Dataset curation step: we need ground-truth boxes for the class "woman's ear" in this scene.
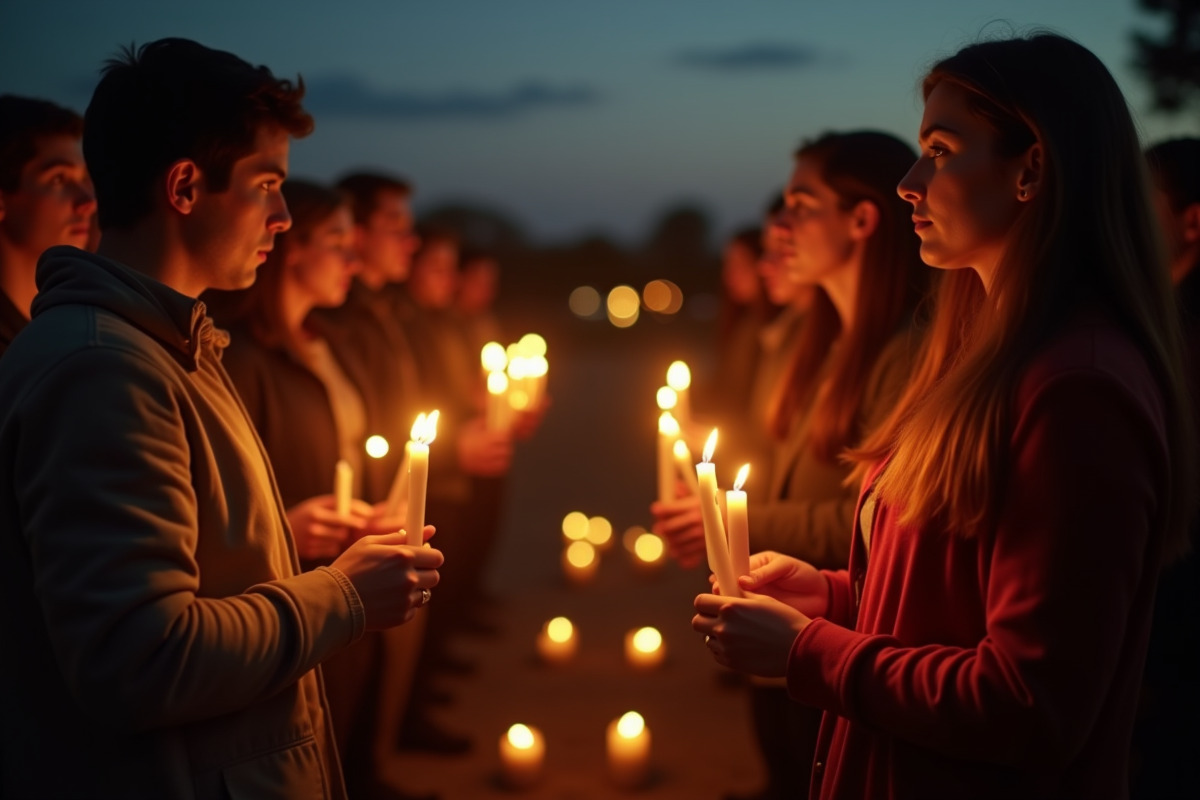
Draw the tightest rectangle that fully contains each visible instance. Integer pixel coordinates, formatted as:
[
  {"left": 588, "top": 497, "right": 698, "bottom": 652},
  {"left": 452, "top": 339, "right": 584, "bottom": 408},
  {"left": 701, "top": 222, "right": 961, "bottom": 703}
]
[
  {"left": 164, "top": 159, "right": 201, "bottom": 215},
  {"left": 1015, "top": 143, "right": 1043, "bottom": 202},
  {"left": 849, "top": 199, "right": 880, "bottom": 241}
]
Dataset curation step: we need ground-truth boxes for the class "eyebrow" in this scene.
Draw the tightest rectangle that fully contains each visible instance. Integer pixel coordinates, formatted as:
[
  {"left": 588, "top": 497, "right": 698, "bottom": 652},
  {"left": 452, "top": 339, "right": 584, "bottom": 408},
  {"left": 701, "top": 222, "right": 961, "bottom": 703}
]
[
  {"left": 34, "top": 157, "right": 84, "bottom": 175},
  {"left": 785, "top": 184, "right": 818, "bottom": 201},
  {"left": 919, "top": 123, "right": 959, "bottom": 142}
]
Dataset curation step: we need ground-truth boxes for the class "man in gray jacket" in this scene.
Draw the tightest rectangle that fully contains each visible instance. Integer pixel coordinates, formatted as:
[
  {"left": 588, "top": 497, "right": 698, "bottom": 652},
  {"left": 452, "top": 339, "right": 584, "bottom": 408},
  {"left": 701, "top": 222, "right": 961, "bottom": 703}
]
[{"left": 0, "top": 38, "right": 443, "bottom": 799}]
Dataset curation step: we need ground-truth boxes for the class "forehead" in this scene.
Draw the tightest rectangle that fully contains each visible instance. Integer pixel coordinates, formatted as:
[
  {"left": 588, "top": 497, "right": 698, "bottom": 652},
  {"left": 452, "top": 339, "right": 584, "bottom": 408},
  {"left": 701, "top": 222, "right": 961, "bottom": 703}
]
[
  {"left": 919, "top": 81, "right": 981, "bottom": 137},
  {"left": 787, "top": 155, "right": 834, "bottom": 199},
  {"left": 22, "top": 133, "right": 86, "bottom": 173},
  {"left": 230, "top": 125, "right": 290, "bottom": 174}
]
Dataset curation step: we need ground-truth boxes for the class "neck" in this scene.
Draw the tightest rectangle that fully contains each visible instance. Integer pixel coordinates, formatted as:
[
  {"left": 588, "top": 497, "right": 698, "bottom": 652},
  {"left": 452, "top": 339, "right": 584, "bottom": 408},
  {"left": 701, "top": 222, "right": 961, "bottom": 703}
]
[
  {"left": 96, "top": 223, "right": 204, "bottom": 298},
  {"left": 279, "top": 279, "right": 314, "bottom": 340},
  {"left": 358, "top": 262, "right": 389, "bottom": 292},
  {"left": 0, "top": 241, "right": 39, "bottom": 318},
  {"left": 820, "top": 260, "right": 861, "bottom": 333}
]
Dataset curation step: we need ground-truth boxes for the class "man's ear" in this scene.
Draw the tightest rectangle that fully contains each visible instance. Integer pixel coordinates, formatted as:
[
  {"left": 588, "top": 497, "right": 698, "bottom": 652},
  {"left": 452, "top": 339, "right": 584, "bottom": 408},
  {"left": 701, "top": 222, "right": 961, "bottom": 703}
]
[
  {"left": 848, "top": 199, "right": 880, "bottom": 241},
  {"left": 164, "top": 159, "right": 202, "bottom": 215},
  {"left": 1015, "top": 143, "right": 1043, "bottom": 202}
]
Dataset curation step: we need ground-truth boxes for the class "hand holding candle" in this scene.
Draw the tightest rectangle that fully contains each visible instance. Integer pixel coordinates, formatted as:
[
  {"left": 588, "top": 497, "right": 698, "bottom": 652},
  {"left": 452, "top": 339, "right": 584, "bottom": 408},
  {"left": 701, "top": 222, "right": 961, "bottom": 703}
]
[
  {"left": 694, "top": 429, "right": 741, "bottom": 597},
  {"left": 726, "top": 464, "right": 751, "bottom": 583}
]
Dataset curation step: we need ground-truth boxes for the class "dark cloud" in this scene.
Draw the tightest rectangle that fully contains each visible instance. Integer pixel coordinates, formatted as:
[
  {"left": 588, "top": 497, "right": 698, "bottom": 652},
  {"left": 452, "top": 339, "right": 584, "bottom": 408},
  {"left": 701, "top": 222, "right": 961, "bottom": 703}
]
[
  {"left": 301, "top": 74, "right": 601, "bottom": 120},
  {"left": 674, "top": 42, "right": 830, "bottom": 71}
]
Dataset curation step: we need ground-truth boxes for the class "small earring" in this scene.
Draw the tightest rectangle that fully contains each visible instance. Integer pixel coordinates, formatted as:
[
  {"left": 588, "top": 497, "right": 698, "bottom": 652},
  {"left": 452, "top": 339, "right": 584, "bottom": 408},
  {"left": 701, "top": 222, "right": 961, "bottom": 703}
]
[{"left": 1019, "top": 189, "right": 1028, "bottom": 200}]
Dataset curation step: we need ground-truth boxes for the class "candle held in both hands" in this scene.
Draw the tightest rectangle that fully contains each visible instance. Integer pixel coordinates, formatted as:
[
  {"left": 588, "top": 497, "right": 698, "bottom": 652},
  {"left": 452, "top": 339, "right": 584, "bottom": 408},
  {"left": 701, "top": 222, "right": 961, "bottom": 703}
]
[
  {"left": 726, "top": 464, "right": 751, "bottom": 586},
  {"left": 499, "top": 723, "right": 545, "bottom": 789},
  {"left": 695, "top": 429, "right": 741, "bottom": 598},
  {"left": 406, "top": 411, "right": 438, "bottom": 545}
]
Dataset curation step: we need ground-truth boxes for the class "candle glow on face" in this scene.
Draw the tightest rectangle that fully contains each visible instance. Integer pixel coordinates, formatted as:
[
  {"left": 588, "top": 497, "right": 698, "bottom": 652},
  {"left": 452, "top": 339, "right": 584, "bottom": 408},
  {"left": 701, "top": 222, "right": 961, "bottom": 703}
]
[
  {"left": 734, "top": 463, "right": 750, "bottom": 491},
  {"left": 666, "top": 361, "right": 691, "bottom": 391},
  {"left": 656, "top": 386, "right": 677, "bottom": 410},
  {"left": 365, "top": 435, "right": 389, "bottom": 459},
  {"left": 702, "top": 428, "right": 718, "bottom": 463}
]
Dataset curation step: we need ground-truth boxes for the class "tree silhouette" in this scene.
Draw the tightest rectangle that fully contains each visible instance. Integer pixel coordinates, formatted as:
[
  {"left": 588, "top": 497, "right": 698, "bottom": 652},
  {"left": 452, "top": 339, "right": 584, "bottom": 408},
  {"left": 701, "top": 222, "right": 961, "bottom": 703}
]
[{"left": 1131, "top": 0, "right": 1200, "bottom": 112}]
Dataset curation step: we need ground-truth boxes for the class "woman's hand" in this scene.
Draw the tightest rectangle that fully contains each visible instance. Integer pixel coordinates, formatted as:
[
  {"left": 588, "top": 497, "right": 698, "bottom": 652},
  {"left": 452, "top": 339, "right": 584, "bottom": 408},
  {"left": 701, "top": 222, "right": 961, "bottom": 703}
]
[
  {"left": 692, "top": 591, "right": 810, "bottom": 677},
  {"left": 738, "top": 550, "right": 830, "bottom": 618},
  {"left": 650, "top": 494, "right": 707, "bottom": 568},
  {"left": 286, "top": 494, "right": 371, "bottom": 561}
]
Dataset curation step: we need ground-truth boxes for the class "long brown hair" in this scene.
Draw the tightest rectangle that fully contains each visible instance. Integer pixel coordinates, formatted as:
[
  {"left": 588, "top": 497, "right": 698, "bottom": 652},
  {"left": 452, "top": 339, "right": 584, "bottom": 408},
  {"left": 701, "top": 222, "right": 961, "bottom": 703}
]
[
  {"left": 769, "top": 131, "right": 930, "bottom": 462},
  {"left": 228, "top": 179, "right": 347, "bottom": 353},
  {"left": 852, "top": 34, "right": 1196, "bottom": 557}
]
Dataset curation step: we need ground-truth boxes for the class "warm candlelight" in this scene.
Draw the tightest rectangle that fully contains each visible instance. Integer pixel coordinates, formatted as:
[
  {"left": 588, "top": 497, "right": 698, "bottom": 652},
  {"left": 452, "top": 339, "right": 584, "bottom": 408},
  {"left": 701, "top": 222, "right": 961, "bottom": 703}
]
[
  {"left": 672, "top": 438, "right": 701, "bottom": 496},
  {"left": 666, "top": 360, "right": 691, "bottom": 428},
  {"left": 585, "top": 515, "right": 614, "bottom": 550},
  {"left": 655, "top": 385, "right": 677, "bottom": 411},
  {"left": 481, "top": 341, "right": 508, "bottom": 373},
  {"left": 334, "top": 459, "right": 352, "bottom": 517},
  {"left": 624, "top": 626, "right": 665, "bottom": 670},
  {"left": 632, "top": 532, "right": 666, "bottom": 571},
  {"left": 562, "top": 511, "right": 589, "bottom": 542},
  {"left": 563, "top": 540, "right": 599, "bottom": 584},
  {"left": 405, "top": 411, "right": 438, "bottom": 545},
  {"left": 726, "top": 464, "right": 751, "bottom": 585},
  {"left": 606, "top": 711, "right": 651, "bottom": 789},
  {"left": 499, "top": 723, "right": 545, "bottom": 789},
  {"left": 364, "top": 435, "right": 389, "bottom": 459},
  {"left": 535, "top": 616, "right": 578, "bottom": 665},
  {"left": 486, "top": 371, "right": 510, "bottom": 432},
  {"left": 695, "top": 429, "right": 741, "bottom": 598},
  {"left": 525, "top": 354, "right": 549, "bottom": 408},
  {"left": 657, "top": 412, "right": 680, "bottom": 504}
]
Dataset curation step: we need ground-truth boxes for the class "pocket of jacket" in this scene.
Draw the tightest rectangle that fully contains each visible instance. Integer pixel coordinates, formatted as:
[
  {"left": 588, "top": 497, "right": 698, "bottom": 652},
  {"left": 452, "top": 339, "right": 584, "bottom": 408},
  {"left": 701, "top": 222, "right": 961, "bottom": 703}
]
[{"left": 220, "top": 735, "right": 329, "bottom": 800}]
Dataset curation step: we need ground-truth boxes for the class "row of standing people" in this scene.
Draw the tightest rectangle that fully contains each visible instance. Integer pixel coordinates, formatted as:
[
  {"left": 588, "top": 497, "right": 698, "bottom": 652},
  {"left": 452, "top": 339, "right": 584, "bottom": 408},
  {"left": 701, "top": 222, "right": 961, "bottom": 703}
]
[{"left": 657, "top": 35, "right": 1200, "bottom": 800}]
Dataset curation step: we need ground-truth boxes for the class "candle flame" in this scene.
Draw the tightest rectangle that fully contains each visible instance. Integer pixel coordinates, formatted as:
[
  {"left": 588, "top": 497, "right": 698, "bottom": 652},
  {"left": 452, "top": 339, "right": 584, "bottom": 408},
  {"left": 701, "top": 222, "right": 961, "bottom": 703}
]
[
  {"left": 546, "top": 616, "right": 573, "bottom": 643},
  {"left": 481, "top": 341, "right": 508, "bottom": 372},
  {"left": 702, "top": 428, "right": 718, "bottom": 463},
  {"left": 658, "top": 412, "right": 680, "bottom": 437},
  {"left": 410, "top": 410, "right": 439, "bottom": 444},
  {"left": 364, "top": 435, "right": 389, "bottom": 459},
  {"left": 507, "top": 724, "right": 536, "bottom": 749},
  {"left": 656, "top": 385, "right": 677, "bottom": 410},
  {"left": 632, "top": 627, "right": 662, "bottom": 653},
  {"left": 518, "top": 332, "right": 547, "bottom": 358},
  {"left": 616, "top": 711, "right": 645, "bottom": 738},
  {"left": 672, "top": 439, "right": 690, "bottom": 460},
  {"left": 666, "top": 360, "right": 691, "bottom": 391},
  {"left": 734, "top": 463, "right": 750, "bottom": 491},
  {"left": 487, "top": 371, "right": 509, "bottom": 396}
]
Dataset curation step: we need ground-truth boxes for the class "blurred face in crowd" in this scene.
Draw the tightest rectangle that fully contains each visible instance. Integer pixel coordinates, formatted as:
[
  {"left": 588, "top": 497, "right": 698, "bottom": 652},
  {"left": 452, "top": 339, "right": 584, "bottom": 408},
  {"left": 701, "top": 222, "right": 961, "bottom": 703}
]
[
  {"left": 458, "top": 256, "right": 498, "bottom": 314},
  {"left": 183, "top": 125, "right": 293, "bottom": 292},
  {"left": 0, "top": 133, "right": 96, "bottom": 259},
  {"left": 410, "top": 239, "right": 459, "bottom": 310},
  {"left": 1150, "top": 183, "right": 1200, "bottom": 286},
  {"left": 781, "top": 155, "right": 858, "bottom": 286},
  {"left": 898, "top": 81, "right": 1029, "bottom": 288},
  {"left": 760, "top": 206, "right": 805, "bottom": 306},
  {"left": 358, "top": 188, "right": 418, "bottom": 283},
  {"left": 288, "top": 205, "right": 359, "bottom": 308},
  {"left": 722, "top": 238, "right": 761, "bottom": 306}
]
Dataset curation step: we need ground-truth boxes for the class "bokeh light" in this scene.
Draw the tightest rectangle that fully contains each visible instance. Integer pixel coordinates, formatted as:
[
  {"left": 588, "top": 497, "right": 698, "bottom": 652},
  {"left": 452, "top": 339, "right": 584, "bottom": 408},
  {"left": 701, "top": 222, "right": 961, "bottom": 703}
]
[
  {"left": 656, "top": 386, "right": 677, "bottom": 410},
  {"left": 631, "top": 627, "right": 662, "bottom": 653},
  {"left": 585, "top": 515, "right": 613, "bottom": 548},
  {"left": 364, "top": 435, "right": 389, "bottom": 459},
  {"left": 481, "top": 341, "right": 508, "bottom": 372},
  {"left": 562, "top": 511, "right": 589, "bottom": 541},
  {"left": 634, "top": 532, "right": 665, "bottom": 563},
  {"left": 642, "top": 279, "right": 674, "bottom": 313},
  {"left": 546, "top": 616, "right": 574, "bottom": 643},
  {"left": 518, "top": 333, "right": 547, "bottom": 358},
  {"left": 607, "top": 285, "right": 640, "bottom": 328},
  {"left": 507, "top": 724, "right": 535, "bottom": 749},
  {"left": 569, "top": 285, "right": 601, "bottom": 318},
  {"left": 566, "top": 540, "right": 597, "bottom": 568},
  {"left": 617, "top": 711, "right": 645, "bottom": 738}
]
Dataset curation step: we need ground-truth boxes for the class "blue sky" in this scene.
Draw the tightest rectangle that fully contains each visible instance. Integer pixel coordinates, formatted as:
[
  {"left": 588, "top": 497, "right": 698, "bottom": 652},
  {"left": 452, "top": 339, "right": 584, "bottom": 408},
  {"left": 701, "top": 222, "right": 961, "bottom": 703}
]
[{"left": 2, "top": 0, "right": 1196, "bottom": 245}]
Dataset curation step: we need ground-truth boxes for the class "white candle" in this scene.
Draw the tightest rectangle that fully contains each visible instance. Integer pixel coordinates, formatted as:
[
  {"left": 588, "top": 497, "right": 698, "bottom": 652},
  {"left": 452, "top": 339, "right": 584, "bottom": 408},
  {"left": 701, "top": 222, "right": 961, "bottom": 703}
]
[
  {"left": 666, "top": 360, "right": 691, "bottom": 429},
  {"left": 563, "top": 540, "right": 599, "bottom": 585},
  {"left": 606, "top": 711, "right": 651, "bottom": 789},
  {"left": 535, "top": 616, "right": 578, "bottom": 665},
  {"left": 672, "top": 438, "right": 702, "bottom": 496},
  {"left": 486, "top": 371, "right": 510, "bottom": 432},
  {"left": 624, "top": 627, "right": 665, "bottom": 670},
  {"left": 726, "top": 464, "right": 751, "bottom": 585},
  {"left": 334, "top": 459, "right": 352, "bottom": 517},
  {"left": 695, "top": 429, "right": 741, "bottom": 598},
  {"left": 657, "top": 412, "right": 680, "bottom": 504},
  {"left": 405, "top": 411, "right": 438, "bottom": 545},
  {"left": 499, "top": 723, "right": 545, "bottom": 789}
]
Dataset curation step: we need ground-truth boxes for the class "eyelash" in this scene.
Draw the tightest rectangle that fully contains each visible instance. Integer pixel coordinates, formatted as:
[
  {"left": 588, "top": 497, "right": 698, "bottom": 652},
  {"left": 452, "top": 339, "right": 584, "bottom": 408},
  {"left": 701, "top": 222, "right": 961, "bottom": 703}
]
[{"left": 927, "top": 145, "right": 947, "bottom": 159}]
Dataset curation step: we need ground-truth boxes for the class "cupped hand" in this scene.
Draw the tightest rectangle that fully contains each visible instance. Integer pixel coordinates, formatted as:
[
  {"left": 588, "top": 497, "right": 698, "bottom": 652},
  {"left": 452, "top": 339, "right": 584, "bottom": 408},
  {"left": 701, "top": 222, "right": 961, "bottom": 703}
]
[
  {"left": 691, "top": 591, "right": 810, "bottom": 677},
  {"left": 738, "top": 551, "right": 829, "bottom": 618},
  {"left": 331, "top": 530, "right": 444, "bottom": 630},
  {"left": 286, "top": 494, "right": 370, "bottom": 561}
]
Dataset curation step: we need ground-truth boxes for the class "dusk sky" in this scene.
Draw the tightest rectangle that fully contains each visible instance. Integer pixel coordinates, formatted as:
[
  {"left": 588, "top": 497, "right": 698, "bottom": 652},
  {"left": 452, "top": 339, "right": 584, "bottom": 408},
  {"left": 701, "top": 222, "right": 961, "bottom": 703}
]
[{"left": 3, "top": 0, "right": 1196, "bottom": 245}]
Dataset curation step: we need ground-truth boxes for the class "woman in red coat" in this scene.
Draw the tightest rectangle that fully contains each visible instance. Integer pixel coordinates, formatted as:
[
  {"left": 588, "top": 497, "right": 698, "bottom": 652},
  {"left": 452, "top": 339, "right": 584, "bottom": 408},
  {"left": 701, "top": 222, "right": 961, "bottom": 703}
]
[{"left": 692, "top": 34, "right": 1195, "bottom": 800}]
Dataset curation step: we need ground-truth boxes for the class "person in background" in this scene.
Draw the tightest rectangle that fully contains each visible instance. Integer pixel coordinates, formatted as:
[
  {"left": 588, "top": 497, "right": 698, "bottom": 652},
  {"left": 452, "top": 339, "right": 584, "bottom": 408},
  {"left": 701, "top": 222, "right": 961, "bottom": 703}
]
[
  {"left": 1130, "top": 136, "right": 1200, "bottom": 799},
  {"left": 456, "top": 248, "right": 503, "bottom": 354},
  {"left": 694, "top": 34, "right": 1195, "bottom": 799},
  {"left": 211, "top": 179, "right": 437, "bottom": 800},
  {"left": 0, "top": 38, "right": 441, "bottom": 799},
  {"left": 659, "top": 132, "right": 929, "bottom": 800},
  {"left": 0, "top": 94, "right": 96, "bottom": 356}
]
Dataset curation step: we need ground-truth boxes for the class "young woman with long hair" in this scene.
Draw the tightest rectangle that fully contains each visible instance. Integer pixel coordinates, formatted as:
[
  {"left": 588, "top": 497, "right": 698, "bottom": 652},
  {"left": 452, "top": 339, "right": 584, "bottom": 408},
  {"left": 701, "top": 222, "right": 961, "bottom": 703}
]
[{"left": 693, "top": 33, "right": 1195, "bottom": 799}]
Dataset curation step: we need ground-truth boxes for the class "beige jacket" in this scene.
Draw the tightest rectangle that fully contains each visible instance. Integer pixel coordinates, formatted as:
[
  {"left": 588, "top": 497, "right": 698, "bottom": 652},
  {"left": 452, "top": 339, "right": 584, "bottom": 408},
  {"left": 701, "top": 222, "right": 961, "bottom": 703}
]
[{"left": 0, "top": 247, "right": 362, "bottom": 799}]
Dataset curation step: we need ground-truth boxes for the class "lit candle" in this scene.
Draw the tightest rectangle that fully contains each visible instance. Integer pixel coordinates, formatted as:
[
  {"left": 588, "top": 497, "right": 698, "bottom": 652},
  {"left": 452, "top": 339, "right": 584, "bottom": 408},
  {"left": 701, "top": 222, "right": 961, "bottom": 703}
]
[
  {"left": 624, "top": 626, "right": 665, "bottom": 670},
  {"left": 334, "top": 459, "right": 352, "bottom": 517},
  {"left": 631, "top": 531, "right": 666, "bottom": 572},
  {"left": 535, "top": 616, "right": 578, "bottom": 665},
  {"left": 606, "top": 711, "right": 651, "bottom": 789},
  {"left": 499, "top": 723, "right": 545, "bottom": 789},
  {"left": 406, "top": 410, "right": 438, "bottom": 545},
  {"left": 657, "top": 412, "right": 680, "bottom": 504},
  {"left": 481, "top": 340, "right": 508, "bottom": 374},
  {"left": 666, "top": 360, "right": 691, "bottom": 429},
  {"left": 695, "top": 429, "right": 741, "bottom": 598},
  {"left": 525, "top": 354, "right": 549, "bottom": 409},
  {"left": 486, "top": 371, "right": 510, "bottom": 432},
  {"left": 563, "top": 540, "right": 598, "bottom": 585},
  {"left": 672, "top": 438, "right": 702, "bottom": 496},
  {"left": 726, "top": 464, "right": 751, "bottom": 584},
  {"left": 364, "top": 435, "right": 390, "bottom": 460},
  {"left": 655, "top": 385, "right": 677, "bottom": 412}
]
